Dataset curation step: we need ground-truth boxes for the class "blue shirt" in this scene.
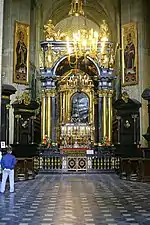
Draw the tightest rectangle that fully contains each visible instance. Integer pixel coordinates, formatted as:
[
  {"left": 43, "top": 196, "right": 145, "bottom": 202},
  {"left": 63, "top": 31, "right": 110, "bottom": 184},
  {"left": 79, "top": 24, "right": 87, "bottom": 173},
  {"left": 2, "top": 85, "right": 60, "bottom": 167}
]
[{"left": 1, "top": 153, "right": 16, "bottom": 170}]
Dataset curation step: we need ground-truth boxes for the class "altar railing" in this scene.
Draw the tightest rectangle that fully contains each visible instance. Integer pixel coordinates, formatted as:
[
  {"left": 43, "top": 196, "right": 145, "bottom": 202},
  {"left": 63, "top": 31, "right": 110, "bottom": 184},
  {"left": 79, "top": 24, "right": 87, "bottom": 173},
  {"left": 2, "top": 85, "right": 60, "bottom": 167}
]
[{"left": 33, "top": 152, "right": 120, "bottom": 173}]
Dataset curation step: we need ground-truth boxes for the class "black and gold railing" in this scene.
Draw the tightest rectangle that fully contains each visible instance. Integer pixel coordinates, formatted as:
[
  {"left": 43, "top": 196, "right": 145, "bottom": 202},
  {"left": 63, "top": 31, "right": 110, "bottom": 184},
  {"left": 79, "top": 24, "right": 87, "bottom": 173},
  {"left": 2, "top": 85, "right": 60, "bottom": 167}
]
[{"left": 33, "top": 152, "right": 120, "bottom": 173}]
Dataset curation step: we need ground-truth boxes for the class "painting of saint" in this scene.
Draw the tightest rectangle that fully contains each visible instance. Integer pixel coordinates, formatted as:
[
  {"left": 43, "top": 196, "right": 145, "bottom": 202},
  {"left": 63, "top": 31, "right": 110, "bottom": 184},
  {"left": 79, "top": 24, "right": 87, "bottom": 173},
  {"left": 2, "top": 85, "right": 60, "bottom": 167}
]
[
  {"left": 13, "top": 21, "right": 30, "bottom": 84},
  {"left": 16, "top": 31, "right": 27, "bottom": 73},
  {"left": 122, "top": 22, "right": 138, "bottom": 86},
  {"left": 124, "top": 33, "right": 135, "bottom": 71}
]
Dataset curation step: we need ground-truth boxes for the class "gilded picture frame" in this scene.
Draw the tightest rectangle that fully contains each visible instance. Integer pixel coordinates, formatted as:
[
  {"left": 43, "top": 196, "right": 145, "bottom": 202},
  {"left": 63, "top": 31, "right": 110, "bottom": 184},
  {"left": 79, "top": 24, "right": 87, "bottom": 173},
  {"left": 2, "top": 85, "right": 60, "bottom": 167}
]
[
  {"left": 13, "top": 21, "right": 30, "bottom": 84},
  {"left": 122, "top": 22, "right": 138, "bottom": 86}
]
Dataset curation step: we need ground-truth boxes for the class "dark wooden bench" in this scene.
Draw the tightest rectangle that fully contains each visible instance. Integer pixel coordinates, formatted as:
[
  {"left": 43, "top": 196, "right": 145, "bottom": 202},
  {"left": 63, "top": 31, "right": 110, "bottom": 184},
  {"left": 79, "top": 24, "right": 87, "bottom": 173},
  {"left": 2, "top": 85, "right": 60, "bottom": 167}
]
[
  {"left": 15, "top": 158, "right": 35, "bottom": 181},
  {"left": 120, "top": 158, "right": 150, "bottom": 182}
]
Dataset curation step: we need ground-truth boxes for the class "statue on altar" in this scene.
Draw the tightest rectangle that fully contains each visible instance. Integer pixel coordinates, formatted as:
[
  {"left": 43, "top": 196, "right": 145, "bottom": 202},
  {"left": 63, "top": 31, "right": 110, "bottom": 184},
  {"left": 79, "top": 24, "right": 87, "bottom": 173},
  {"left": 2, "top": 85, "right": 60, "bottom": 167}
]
[{"left": 73, "top": 140, "right": 79, "bottom": 148}]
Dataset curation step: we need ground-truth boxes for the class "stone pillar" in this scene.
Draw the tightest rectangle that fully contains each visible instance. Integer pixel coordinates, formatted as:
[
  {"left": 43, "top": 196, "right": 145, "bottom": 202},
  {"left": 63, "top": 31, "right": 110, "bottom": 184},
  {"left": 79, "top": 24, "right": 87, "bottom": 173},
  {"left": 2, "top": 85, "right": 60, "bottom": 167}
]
[
  {"left": 35, "top": 5, "right": 41, "bottom": 69},
  {"left": 0, "top": 0, "right": 4, "bottom": 141}
]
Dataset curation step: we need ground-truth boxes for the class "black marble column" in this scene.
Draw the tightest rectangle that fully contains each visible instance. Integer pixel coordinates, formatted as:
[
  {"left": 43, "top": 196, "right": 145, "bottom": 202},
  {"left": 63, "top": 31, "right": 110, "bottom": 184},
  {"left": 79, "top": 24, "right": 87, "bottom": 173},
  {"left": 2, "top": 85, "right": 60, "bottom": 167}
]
[
  {"left": 15, "top": 115, "right": 21, "bottom": 144},
  {"left": 31, "top": 116, "right": 35, "bottom": 144},
  {"left": 133, "top": 115, "right": 137, "bottom": 144},
  {"left": 94, "top": 100, "right": 98, "bottom": 145},
  {"left": 117, "top": 116, "right": 121, "bottom": 144}
]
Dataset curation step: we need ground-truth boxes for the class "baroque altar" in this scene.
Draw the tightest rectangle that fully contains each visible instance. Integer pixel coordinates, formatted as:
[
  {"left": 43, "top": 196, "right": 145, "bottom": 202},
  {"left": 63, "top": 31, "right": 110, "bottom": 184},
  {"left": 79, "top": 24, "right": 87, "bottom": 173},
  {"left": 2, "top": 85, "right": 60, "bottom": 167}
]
[{"left": 39, "top": 0, "right": 117, "bottom": 152}]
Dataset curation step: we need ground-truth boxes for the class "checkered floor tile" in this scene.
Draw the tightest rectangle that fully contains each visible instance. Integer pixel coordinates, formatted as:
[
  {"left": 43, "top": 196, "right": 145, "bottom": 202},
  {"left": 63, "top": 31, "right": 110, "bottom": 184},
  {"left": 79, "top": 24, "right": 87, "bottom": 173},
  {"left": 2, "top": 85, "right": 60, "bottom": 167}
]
[{"left": 0, "top": 174, "right": 150, "bottom": 224}]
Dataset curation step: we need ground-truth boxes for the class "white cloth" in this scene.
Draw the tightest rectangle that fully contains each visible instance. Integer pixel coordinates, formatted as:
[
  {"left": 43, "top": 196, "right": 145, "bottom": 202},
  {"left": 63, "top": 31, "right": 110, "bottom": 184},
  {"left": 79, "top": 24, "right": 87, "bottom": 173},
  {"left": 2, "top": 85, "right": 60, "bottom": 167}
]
[{"left": 0, "top": 169, "right": 14, "bottom": 193}]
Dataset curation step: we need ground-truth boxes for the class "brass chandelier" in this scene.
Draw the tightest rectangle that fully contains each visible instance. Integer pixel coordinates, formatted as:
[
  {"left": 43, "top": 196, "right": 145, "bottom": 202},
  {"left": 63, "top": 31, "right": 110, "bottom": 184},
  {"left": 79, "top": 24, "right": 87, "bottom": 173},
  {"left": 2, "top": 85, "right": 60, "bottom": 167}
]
[{"left": 42, "top": 0, "right": 117, "bottom": 70}]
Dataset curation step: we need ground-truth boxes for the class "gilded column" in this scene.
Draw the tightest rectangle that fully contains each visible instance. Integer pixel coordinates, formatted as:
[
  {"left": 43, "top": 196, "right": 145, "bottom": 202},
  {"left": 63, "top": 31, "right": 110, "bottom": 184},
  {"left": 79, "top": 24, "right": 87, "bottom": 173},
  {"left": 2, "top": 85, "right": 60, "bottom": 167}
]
[
  {"left": 66, "top": 90, "right": 68, "bottom": 122},
  {"left": 59, "top": 91, "right": 63, "bottom": 123},
  {"left": 108, "top": 90, "right": 113, "bottom": 143},
  {"left": 62, "top": 91, "right": 65, "bottom": 123},
  {"left": 92, "top": 90, "right": 95, "bottom": 126},
  {"left": 102, "top": 90, "right": 107, "bottom": 138},
  {"left": 51, "top": 91, "right": 56, "bottom": 144},
  {"left": 67, "top": 91, "right": 71, "bottom": 121},
  {"left": 89, "top": 91, "right": 92, "bottom": 123},
  {"left": 41, "top": 90, "right": 46, "bottom": 142},
  {"left": 47, "top": 91, "right": 51, "bottom": 140},
  {"left": 91, "top": 90, "right": 94, "bottom": 143}
]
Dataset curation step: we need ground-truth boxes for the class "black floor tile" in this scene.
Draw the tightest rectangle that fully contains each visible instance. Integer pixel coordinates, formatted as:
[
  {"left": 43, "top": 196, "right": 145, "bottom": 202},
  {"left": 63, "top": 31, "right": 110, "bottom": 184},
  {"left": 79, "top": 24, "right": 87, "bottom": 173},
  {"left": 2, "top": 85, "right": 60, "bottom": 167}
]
[{"left": 0, "top": 174, "right": 150, "bottom": 224}]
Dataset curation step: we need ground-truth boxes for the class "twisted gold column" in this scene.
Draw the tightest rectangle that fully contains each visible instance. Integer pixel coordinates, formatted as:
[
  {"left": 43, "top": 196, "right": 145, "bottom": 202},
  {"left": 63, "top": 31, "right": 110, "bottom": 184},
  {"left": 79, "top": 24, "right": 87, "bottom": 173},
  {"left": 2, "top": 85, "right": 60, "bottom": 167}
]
[
  {"left": 102, "top": 91, "right": 107, "bottom": 137},
  {"left": 108, "top": 90, "right": 113, "bottom": 143},
  {"left": 41, "top": 90, "right": 46, "bottom": 142}
]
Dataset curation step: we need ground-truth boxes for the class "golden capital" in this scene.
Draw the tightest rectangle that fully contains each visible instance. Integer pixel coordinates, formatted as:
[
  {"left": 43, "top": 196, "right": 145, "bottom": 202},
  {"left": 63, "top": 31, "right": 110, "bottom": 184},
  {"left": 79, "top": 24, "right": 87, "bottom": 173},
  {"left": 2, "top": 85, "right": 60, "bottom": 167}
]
[
  {"left": 41, "top": 90, "right": 46, "bottom": 97},
  {"left": 97, "top": 90, "right": 103, "bottom": 97},
  {"left": 46, "top": 89, "right": 56, "bottom": 97},
  {"left": 102, "top": 90, "right": 108, "bottom": 97},
  {"left": 108, "top": 90, "right": 114, "bottom": 97}
]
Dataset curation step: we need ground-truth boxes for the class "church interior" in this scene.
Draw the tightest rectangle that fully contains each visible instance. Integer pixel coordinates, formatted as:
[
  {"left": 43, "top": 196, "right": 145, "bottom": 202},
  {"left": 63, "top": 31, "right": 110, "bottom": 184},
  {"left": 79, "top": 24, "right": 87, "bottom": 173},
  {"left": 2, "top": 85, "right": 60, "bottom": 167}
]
[{"left": 1, "top": 0, "right": 150, "bottom": 224}]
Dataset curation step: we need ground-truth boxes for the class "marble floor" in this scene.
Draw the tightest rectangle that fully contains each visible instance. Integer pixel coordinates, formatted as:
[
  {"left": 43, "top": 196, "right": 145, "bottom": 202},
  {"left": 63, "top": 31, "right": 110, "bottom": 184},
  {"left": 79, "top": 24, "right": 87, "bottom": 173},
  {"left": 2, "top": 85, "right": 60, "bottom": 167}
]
[{"left": 0, "top": 174, "right": 150, "bottom": 225}]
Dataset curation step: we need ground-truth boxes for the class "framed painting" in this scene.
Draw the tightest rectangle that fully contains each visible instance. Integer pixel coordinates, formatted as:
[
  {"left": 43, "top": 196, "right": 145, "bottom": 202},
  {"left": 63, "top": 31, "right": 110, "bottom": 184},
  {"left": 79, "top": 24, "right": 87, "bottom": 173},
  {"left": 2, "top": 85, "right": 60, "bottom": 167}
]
[
  {"left": 122, "top": 22, "right": 138, "bottom": 86},
  {"left": 13, "top": 21, "right": 30, "bottom": 84}
]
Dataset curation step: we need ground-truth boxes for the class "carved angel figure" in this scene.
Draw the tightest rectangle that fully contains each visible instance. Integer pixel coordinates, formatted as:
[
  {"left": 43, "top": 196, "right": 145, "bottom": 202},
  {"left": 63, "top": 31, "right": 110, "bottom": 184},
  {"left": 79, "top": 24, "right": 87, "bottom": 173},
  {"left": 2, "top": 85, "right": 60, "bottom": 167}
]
[
  {"left": 99, "top": 20, "right": 110, "bottom": 41},
  {"left": 44, "top": 20, "right": 56, "bottom": 40}
]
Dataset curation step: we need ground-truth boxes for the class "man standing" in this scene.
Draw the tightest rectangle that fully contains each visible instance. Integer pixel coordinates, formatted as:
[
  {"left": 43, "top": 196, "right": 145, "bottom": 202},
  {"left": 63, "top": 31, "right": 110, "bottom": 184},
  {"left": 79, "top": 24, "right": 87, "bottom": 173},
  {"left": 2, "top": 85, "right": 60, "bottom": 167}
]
[
  {"left": 0, "top": 147, "right": 16, "bottom": 193},
  {"left": 0, "top": 150, "right": 2, "bottom": 180}
]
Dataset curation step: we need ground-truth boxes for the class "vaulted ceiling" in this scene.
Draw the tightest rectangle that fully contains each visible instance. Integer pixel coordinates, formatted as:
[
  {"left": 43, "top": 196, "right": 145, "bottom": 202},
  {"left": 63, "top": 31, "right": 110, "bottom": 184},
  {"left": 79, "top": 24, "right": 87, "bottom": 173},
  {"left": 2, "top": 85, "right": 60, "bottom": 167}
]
[{"left": 33, "top": 0, "right": 120, "bottom": 41}]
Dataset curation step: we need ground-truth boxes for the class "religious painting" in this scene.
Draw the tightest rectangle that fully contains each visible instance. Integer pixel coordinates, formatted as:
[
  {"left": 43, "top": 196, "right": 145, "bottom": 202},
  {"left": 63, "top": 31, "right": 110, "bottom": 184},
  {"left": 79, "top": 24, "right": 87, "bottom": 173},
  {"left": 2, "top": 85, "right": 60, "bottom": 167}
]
[
  {"left": 13, "top": 21, "right": 30, "bottom": 84},
  {"left": 122, "top": 22, "right": 138, "bottom": 86},
  {"left": 71, "top": 92, "right": 89, "bottom": 123}
]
